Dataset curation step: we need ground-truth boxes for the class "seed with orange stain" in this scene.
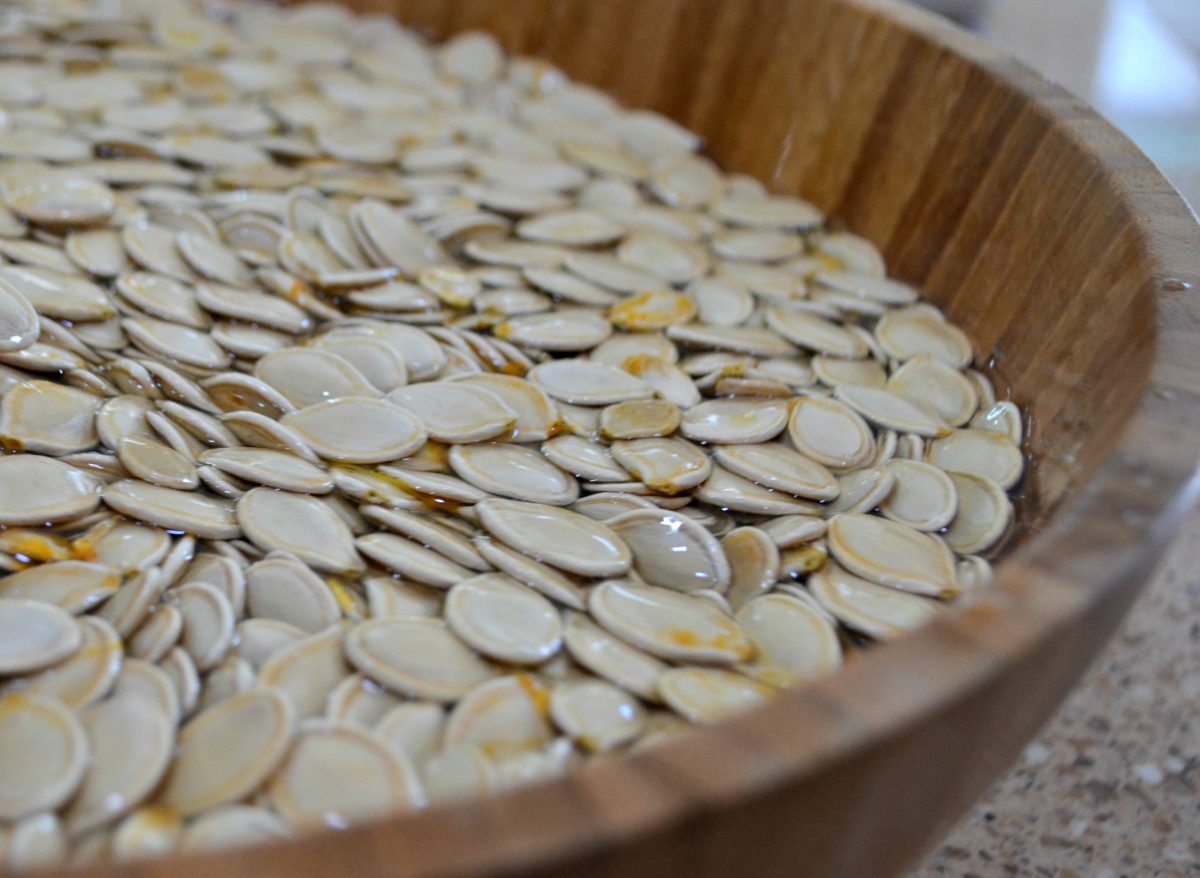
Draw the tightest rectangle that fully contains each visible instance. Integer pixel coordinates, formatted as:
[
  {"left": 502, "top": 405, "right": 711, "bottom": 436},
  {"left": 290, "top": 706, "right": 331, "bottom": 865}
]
[{"left": 608, "top": 290, "right": 696, "bottom": 331}]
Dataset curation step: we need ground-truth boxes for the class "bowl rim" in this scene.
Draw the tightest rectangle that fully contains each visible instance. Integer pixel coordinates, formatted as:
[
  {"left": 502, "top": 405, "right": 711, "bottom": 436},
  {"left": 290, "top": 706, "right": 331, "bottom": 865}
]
[{"left": 54, "top": 2, "right": 1200, "bottom": 877}]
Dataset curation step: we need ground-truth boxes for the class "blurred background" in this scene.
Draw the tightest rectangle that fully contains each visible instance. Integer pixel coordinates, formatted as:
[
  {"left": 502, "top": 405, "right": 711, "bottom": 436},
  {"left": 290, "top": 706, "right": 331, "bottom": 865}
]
[{"left": 917, "top": 0, "right": 1200, "bottom": 206}]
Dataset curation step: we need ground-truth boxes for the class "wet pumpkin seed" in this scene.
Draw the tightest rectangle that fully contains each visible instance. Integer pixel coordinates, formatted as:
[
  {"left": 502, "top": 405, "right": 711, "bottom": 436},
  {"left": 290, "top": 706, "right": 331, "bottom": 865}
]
[{"left": 0, "top": 3, "right": 1027, "bottom": 861}]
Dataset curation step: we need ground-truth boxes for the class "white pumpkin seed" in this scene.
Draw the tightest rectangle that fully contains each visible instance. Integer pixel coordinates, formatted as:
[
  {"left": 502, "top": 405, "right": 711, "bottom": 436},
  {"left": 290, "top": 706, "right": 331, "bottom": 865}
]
[
  {"left": 253, "top": 348, "right": 381, "bottom": 408},
  {"left": 355, "top": 532, "right": 474, "bottom": 588},
  {"left": 198, "top": 447, "right": 332, "bottom": 494},
  {"left": 680, "top": 398, "right": 789, "bottom": 444},
  {"left": 787, "top": 397, "right": 876, "bottom": 469},
  {"left": 695, "top": 465, "right": 822, "bottom": 516},
  {"left": 0, "top": 380, "right": 101, "bottom": 456},
  {"left": 446, "top": 575, "right": 562, "bottom": 665},
  {"left": 473, "top": 538, "right": 588, "bottom": 610},
  {"left": 157, "top": 689, "right": 295, "bottom": 816},
  {"left": 657, "top": 667, "right": 772, "bottom": 723},
  {"left": 385, "top": 381, "right": 515, "bottom": 444},
  {"left": 880, "top": 459, "right": 958, "bottom": 531},
  {"left": 607, "top": 508, "right": 731, "bottom": 593},
  {"left": 282, "top": 397, "right": 427, "bottom": 463},
  {"left": 325, "top": 674, "right": 403, "bottom": 729},
  {"left": 62, "top": 693, "right": 175, "bottom": 836},
  {"left": 550, "top": 679, "right": 644, "bottom": 752},
  {"left": 256, "top": 626, "right": 349, "bottom": 720},
  {"left": 944, "top": 472, "right": 1013, "bottom": 555},
  {"left": 160, "top": 647, "right": 200, "bottom": 718},
  {"left": 117, "top": 436, "right": 199, "bottom": 490},
  {"left": 448, "top": 443, "right": 578, "bottom": 506},
  {"left": 969, "top": 400, "right": 1023, "bottom": 445},
  {"left": 541, "top": 435, "right": 629, "bottom": 482},
  {"left": 667, "top": 323, "right": 798, "bottom": 358},
  {"left": 345, "top": 617, "right": 497, "bottom": 702},
  {"left": 736, "top": 594, "right": 842, "bottom": 686},
  {"left": 0, "top": 455, "right": 100, "bottom": 525},
  {"left": 477, "top": 498, "right": 631, "bottom": 578},
  {"left": 827, "top": 513, "right": 959, "bottom": 598},
  {"left": 809, "top": 561, "right": 941, "bottom": 640},
  {"left": 12, "top": 615, "right": 121, "bottom": 709},
  {"left": 875, "top": 307, "right": 972, "bottom": 368},
  {"left": 103, "top": 480, "right": 238, "bottom": 539},
  {"left": 0, "top": 562, "right": 118, "bottom": 613},
  {"left": 496, "top": 308, "right": 613, "bottom": 352},
  {"left": 0, "top": 599, "right": 82, "bottom": 676},
  {"left": 713, "top": 443, "right": 839, "bottom": 501},
  {"left": 179, "top": 805, "right": 290, "bottom": 852},
  {"left": 925, "top": 428, "right": 1024, "bottom": 490},
  {"left": 269, "top": 721, "right": 422, "bottom": 828},
  {"left": 887, "top": 354, "right": 978, "bottom": 426},
  {"left": 588, "top": 581, "right": 751, "bottom": 664},
  {"left": 711, "top": 195, "right": 822, "bottom": 229},
  {"left": 0, "top": 693, "right": 89, "bottom": 820},
  {"left": 821, "top": 466, "right": 896, "bottom": 517},
  {"left": 723, "top": 527, "right": 782, "bottom": 609},
  {"left": 237, "top": 487, "right": 362, "bottom": 574}
]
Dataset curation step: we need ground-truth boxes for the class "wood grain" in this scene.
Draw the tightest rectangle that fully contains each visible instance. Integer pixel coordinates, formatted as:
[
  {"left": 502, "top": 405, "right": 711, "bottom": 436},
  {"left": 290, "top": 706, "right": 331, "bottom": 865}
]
[{"left": 35, "top": 2, "right": 1200, "bottom": 878}]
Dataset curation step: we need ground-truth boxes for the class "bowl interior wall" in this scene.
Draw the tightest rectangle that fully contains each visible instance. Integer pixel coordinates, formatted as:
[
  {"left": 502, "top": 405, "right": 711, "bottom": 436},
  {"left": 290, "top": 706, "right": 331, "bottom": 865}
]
[{"left": 343, "top": 0, "right": 1156, "bottom": 539}]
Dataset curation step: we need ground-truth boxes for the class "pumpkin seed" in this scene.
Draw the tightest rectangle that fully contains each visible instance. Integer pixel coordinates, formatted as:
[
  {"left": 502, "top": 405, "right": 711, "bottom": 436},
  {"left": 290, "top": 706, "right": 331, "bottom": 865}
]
[
  {"left": 736, "top": 593, "right": 842, "bottom": 686},
  {"left": 0, "top": 562, "right": 118, "bottom": 614},
  {"left": 925, "top": 428, "right": 1024, "bottom": 490},
  {"left": 657, "top": 667, "right": 772, "bottom": 723},
  {"left": 809, "top": 561, "right": 941, "bottom": 640},
  {"left": 268, "top": 721, "right": 422, "bottom": 828},
  {"left": 11, "top": 616, "right": 121, "bottom": 709},
  {"left": 446, "top": 575, "right": 562, "bottom": 665},
  {"left": 345, "top": 618, "right": 497, "bottom": 702},
  {"left": 588, "top": 581, "right": 751, "bottom": 664},
  {"left": 723, "top": 527, "right": 782, "bottom": 609},
  {"left": 0, "top": 455, "right": 100, "bottom": 525},
  {"left": 0, "top": 693, "right": 89, "bottom": 820},
  {"left": 103, "top": 480, "right": 238, "bottom": 539},
  {"left": 257, "top": 626, "right": 350, "bottom": 720},
  {"left": 62, "top": 694, "right": 175, "bottom": 837},
  {"left": 827, "top": 513, "right": 959, "bottom": 598},
  {"left": 157, "top": 690, "right": 295, "bottom": 817},
  {"left": 282, "top": 397, "right": 427, "bottom": 463},
  {"left": 477, "top": 498, "right": 632, "bottom": 578},
  {"left": 944, "top": 472, "right": 1013, "bottom": 555},
  {"left": 788, "top": 397, "right": 876, "bottom": 469},
  {"left": 473, "top": 538, "right": 588, "bottom": 610},
  {"left": 880, "top": 459, "right": 958, "bottom": 531},
  {"left": 834, "top": 383, "right": 949, "bottom": 437},
  {"left": 179, "top": 805, "right": 291, "bottom": 852},
  {"left": 0, "top": 3, "right": 1030, "bottom": 850},
  {"left": 696, "top": 465, "right": 823, "bottom": 516},
  {"left": 449, "top": 443, "right": 578, "bottom": 506},
  {"left": 198, "top": 447, "right": 332, "bottom": 494},
  {"left": 0, "top": 599, "right": 82, "bottom": 676},
  {"left": 386, "top": 382, "right": 514, "bottom": 444},
  {"left": 237, "top": 488, "right": 362, "bottom": 574},
  {"left": 550, "top": 679, "right": 644, "bottom": 752},
  {"left": 680, "top": 398, "right": 789, "bottom": 444},
  {"left": 607, "top": 508, "right": 731, "bottom": 593}
]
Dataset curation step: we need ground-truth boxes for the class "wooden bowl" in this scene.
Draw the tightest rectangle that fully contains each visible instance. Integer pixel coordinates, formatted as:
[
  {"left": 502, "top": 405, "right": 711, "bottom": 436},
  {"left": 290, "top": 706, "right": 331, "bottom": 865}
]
[{"left": 52, "top": 1, "right": 1200, "bottom": 877}]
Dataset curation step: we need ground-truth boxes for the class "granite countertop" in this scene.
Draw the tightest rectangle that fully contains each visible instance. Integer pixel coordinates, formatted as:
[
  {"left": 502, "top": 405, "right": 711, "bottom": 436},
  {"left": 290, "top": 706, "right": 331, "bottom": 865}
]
[{"left": 910, "top": 507, "right": 1200, "bottom": 877}]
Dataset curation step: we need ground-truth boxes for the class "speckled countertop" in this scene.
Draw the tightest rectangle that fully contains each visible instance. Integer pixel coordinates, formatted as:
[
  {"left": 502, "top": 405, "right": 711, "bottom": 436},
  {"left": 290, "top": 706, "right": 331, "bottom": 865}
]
[{"left": 910, "top": 507, "right": 1200, "bottom": 877}]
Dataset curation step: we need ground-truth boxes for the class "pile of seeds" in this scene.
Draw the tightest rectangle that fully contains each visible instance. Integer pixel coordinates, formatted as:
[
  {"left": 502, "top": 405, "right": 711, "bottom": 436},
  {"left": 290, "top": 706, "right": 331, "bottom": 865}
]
[{"left": 0, "top": 0, "right": 1026, "bottom": 868}]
